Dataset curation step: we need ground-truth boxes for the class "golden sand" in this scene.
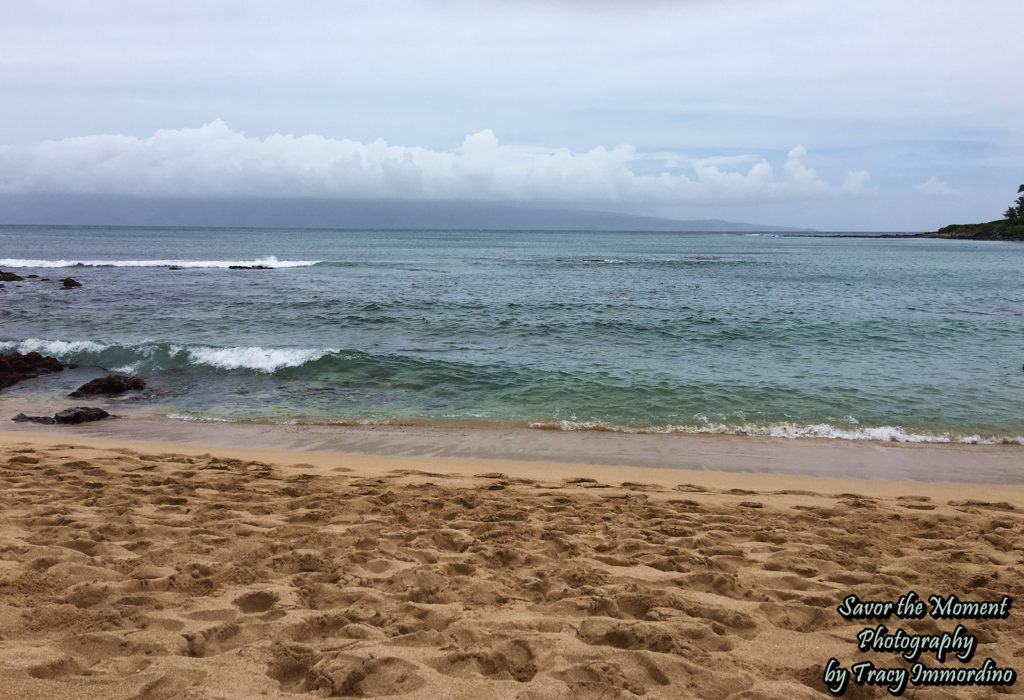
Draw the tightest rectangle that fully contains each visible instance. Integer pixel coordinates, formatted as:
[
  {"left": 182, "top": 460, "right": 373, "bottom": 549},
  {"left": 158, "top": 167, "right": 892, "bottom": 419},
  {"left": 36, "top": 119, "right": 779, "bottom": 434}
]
[{"left": 0, "top": 432, "right": 1022, "bottom": 698}]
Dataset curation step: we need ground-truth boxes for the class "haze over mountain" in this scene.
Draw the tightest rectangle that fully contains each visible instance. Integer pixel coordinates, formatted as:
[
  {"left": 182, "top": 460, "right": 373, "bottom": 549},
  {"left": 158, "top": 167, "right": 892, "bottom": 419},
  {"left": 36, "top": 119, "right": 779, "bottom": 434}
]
[{"left": 0, "top": 194, "right": 810, "bottom": 232}]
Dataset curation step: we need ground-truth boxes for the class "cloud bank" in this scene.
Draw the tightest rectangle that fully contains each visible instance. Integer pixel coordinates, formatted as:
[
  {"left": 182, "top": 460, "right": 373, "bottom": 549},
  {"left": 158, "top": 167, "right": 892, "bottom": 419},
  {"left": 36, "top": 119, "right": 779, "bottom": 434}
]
[{"left": 0, "top": 121, "right": 870, "bottom": 207}]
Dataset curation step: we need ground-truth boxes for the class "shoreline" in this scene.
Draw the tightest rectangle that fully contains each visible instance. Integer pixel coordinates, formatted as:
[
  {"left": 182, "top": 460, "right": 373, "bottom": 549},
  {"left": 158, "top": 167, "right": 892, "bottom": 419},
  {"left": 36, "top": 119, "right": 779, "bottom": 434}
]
[
  {"left": 4, "top": 429, "right": 1024, "bottom": 500},
  {"left": 3, "top": 413, "right": 1023, "bottom": 485},
  {"left": 5, "top": 382, "right": 1023, "bottom": 448}
]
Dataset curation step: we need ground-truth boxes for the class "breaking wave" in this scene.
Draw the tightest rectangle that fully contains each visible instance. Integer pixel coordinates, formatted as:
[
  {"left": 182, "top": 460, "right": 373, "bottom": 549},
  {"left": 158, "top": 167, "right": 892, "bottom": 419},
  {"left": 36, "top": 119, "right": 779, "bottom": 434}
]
[
  {"left": 0, "top": 255, "right": 319, "bottom": 268},
  {"left": 0, "top": 338, "right": 332, "bottom": 373},
  {"left": 527, "top": 420, "right": 1024, "bottom": 445}
]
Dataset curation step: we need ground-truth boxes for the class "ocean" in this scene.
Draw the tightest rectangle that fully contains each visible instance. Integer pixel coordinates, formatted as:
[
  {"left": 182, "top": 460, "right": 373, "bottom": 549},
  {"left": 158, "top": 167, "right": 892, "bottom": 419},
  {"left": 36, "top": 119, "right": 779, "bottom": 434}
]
[{"left": 1, "top": 225, "right": 1022, "bottom": 444}]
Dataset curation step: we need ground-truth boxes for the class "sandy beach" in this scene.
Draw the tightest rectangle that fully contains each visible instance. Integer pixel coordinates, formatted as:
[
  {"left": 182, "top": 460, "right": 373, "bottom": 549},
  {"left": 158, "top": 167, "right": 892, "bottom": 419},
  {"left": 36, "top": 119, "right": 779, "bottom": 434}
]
[{"left": 1, "top": 429, "right": 1021, "bottom": 698}]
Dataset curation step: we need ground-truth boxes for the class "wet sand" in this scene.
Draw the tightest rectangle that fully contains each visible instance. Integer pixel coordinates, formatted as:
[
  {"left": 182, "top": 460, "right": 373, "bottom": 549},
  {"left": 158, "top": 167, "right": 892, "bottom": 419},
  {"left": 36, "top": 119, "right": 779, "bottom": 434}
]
[
  {"left": 3, "top": 416, "right": 1024, "bottom": 484},
  {"left": 0, "top": 430, "right": 1022, "bottom": 698}
]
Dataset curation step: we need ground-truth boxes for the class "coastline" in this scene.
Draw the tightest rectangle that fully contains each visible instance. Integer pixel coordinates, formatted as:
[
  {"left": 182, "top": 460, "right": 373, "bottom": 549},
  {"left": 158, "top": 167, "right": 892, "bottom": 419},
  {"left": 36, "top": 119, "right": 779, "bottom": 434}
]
[
  {"left": 1, "top": 431, "right": 1022, "bottom": 698},
  {"left": 793, "top": 227, "right": 1024, "bottom": 241}
]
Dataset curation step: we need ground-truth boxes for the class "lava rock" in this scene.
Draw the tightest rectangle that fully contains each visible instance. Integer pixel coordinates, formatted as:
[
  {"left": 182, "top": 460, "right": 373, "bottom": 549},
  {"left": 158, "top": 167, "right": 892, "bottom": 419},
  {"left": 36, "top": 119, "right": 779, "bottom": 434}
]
[
  {"left": 11, "top": 413, "right": 56, "bottom": 424},
  {"left": 70, "top": 374, "right": 146, "bottom": 397},
  {"left": 0, "top": 271, "right": 25, "bottom": 282},
  {"left": 0, "top": 352, "right": 66, "bottom": 391},
  {"left": 61, "top": 277, "right": 82, "bottom": 288},
  {"left": 53, "top": 407, "right": 111, "bottom": 424},
  {"left": 27, "top": 274, "right": 39, "bottom": 279}
]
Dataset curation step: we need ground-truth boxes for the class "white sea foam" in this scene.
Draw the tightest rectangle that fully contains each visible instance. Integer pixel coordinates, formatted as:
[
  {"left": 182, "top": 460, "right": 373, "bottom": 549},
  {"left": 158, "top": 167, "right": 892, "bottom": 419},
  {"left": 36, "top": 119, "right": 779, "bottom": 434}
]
[
  {"left": 0, "top": 338, "right": 111, "bottom": 356},
  {"left": 165, "top": 413, "right": 234, "bottom": 423},
  {"left": 528, "top": 419, "right": 1024, "bottom": 444},
  {"left": 0, "top": 255, "right": 319, "bottom": 268},
  {"left": 181, "top": 346, "right": 333, "bottom": 372},
  {"left": 0, "top": 337, "right": 336, "bottom": 373}
]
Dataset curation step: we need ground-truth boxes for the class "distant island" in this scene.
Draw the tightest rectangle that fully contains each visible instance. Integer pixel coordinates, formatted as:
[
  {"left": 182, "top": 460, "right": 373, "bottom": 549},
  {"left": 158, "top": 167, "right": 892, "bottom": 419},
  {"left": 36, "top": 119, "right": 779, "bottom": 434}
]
[{"left": 0, "top": 193, "right": 811, "bottom": 232}]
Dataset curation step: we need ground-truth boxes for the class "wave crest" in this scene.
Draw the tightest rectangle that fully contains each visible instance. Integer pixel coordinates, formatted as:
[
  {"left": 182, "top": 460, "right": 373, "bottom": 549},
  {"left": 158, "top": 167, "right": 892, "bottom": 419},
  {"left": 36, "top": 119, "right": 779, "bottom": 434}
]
[
  {"left": 0, "top": 338, "right": 110, "bottom": 355},
  {"left": 0, "top": 255, "right": 319, "bottom": 268},
  {"left": 181, "top": 346, "right": 333, "bottom": 372},
  {"left": 527, "top": 419, "right": 1023, "bottom": 445},
  {"left": 0, "top": 338, "right": 332, "bottom": 373}
]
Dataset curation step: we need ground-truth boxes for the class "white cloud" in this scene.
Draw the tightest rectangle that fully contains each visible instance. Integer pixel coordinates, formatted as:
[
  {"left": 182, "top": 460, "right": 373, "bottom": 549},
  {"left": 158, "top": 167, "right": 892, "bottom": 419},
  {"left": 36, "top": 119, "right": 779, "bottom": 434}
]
[
  {"left": 0, "top": 121, "right": 873, "bottom": 206},
  {"left": 914, "top": 176, "right": 959, "bottom": 197}
]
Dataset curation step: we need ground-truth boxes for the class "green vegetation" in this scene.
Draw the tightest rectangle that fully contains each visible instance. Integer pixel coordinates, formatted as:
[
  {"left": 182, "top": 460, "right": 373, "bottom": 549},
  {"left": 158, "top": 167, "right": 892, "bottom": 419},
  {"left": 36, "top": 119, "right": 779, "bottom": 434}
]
[
  {"left": 929, "top": 221, "right": 1024, "bottom": 241},
  {"left": 923, "top": 189, "right": 1024, "bottom": 240},
  {"left": 1005, "top": 194, "right": 1024, "bottom": 223}
]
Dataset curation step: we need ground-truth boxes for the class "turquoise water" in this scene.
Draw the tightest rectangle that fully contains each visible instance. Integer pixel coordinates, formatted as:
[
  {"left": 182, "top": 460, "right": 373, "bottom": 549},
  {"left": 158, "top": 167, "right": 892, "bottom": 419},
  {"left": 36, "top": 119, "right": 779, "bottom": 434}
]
[{"left": 1, "top": 226, "right": 1022, "bottom": 442}]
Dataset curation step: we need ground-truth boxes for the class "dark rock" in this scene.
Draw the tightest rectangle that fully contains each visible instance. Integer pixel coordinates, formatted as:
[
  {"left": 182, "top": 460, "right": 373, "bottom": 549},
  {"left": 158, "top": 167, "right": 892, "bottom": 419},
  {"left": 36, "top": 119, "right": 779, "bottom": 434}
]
[
  {"left": 0, "top": 284, "right": 4, "bottom": 289},
  {"left": 11, "top": 413, "right": 55, "bottom": 424},
  {"left": 61, "top": 277, "right": 82, "bottom": 288},
  {"left": 53, "top": 407, "right": 111, "bottom": 424},
  {"left": 168, "top": 265, "right": 183, "bottom": 270},
  {"left": 228, "top": 265, "right": 274, "bottom": 270},
  {"left": 70, "top": 374, "right": 146, "bottom": 397},
  {"left": 27, "top": 274, "right": 38, "bottom": 278},
  {"left": 0, "top": 352, "right": 66, "bottom": 391},
  {"left": 41, "top": 278, "right": 51, "bottom": 281},
  {"left": 0, "top": 271, "right": 25, "bottom": 282}
]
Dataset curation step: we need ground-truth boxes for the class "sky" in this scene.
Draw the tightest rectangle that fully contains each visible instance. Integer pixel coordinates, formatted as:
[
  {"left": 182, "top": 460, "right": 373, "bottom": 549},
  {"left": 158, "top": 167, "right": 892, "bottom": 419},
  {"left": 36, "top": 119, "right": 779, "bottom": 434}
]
[{"left": 1, "top": 0, "right": 1022, "bottom": 231}]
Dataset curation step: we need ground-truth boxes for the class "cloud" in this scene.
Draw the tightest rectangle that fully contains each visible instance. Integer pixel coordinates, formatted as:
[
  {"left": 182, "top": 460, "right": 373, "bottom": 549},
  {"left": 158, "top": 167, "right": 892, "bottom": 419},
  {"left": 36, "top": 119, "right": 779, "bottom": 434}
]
[
  {"left": 913, "top": 176, "right": 959, "bottom": 197},
  {"left": 0, "top": 121, "right": 872, "bottom": 206}
]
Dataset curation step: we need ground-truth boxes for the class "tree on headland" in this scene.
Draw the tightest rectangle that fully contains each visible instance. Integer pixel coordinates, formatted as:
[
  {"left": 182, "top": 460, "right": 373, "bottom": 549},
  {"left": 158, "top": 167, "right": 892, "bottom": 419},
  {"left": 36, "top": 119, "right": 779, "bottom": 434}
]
[
  {"left": 1004, "top": 186, "right": 1024, "bottom": 222},
  {"left": 1005, "top": 196, "right": 1024, "bottom": 222}
]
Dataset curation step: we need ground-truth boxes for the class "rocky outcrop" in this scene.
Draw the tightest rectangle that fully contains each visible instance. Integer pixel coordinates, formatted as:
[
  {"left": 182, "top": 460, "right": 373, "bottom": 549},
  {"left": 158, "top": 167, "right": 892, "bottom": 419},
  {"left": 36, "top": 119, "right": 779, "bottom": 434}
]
[
  {"left": 11, "top": 413, "right": 56, "bottom": 424},
  {"left": 919, "top": 223, "right": 1024, "bottom": 241},
  {"left": 12, "top": 407, "right": 114, "bottom": 424},
  {"left": 61, "top": 277, "right": 82, "bottom": 288},
  {"left": 0, "top": 352, "right": 65, "bottom": 391},
  {"left": 53, "top": 407, "right": 112, "bottom": 424},
  {"left": 0, "top": 271, "right": 25, "bottom": 281},
  {"left": 70, "top": 374, "right": 146, "bottom": 397}
]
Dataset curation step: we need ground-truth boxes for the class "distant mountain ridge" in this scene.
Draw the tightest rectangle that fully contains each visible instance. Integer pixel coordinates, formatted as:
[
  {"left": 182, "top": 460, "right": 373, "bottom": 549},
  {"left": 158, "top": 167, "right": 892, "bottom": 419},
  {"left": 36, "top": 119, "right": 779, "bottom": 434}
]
[{"left": 0, "top": 194, "right": 810, "bottom": 232}]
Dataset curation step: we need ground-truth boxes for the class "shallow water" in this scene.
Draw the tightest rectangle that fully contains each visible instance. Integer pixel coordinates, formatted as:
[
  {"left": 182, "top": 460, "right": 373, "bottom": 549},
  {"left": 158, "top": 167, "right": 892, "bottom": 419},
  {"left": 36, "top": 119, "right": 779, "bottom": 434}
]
[{"left": 1, "top": 226, "right": 1022, "bottom": 443}]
